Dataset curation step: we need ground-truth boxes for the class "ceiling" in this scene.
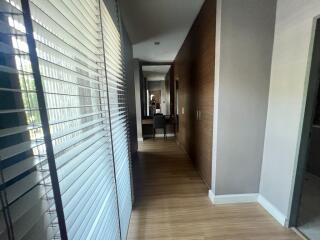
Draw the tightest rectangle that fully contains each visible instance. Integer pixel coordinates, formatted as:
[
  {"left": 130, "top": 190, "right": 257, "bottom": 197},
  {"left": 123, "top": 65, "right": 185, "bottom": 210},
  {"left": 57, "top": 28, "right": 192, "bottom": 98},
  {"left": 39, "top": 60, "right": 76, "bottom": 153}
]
[
  {"left": 118, "top": 0, "right": 205, "bottom": 62},
  {"left": 142, "top": 65, "right": 171, "bottom": 73},
  {"left": 142, "top": 65, "right": 171, "bottom": 81}
]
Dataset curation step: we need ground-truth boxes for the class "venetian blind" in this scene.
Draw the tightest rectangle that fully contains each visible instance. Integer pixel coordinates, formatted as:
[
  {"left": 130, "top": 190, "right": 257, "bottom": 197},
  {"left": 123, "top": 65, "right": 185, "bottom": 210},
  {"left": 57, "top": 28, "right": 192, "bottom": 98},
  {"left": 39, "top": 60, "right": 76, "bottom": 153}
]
[
  {"left": 0, "top": 0, "right": 60, "bottom": 239},
  {"left": 28, "top": 0, "right": 121, "bottom": 239},
  {"left": 100, "top": 0, "right": 132, "bottom": 238},
  {"left": 0, "top": 0, "right": 133, "bottom": 239}
]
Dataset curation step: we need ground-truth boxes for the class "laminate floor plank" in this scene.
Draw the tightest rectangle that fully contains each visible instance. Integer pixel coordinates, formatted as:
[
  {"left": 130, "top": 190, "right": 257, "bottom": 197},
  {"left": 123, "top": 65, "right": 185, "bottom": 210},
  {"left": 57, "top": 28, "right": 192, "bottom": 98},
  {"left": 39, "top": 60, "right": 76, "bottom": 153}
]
[{"left": 128, "top": 138, "right": 300, "bottom": 240}]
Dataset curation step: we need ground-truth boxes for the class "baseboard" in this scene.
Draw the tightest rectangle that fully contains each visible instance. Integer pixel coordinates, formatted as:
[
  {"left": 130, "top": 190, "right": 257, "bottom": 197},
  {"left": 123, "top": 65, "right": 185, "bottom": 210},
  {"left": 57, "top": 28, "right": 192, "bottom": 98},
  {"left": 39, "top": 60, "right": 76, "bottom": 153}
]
[
  {"left": 291, "top": 227, "right": 309, "bottom": 240},
  {"left": 208, "top": 190, "right": 258, "bottom": 204},
  {"left": 143, "top": 133, "right": 175, "bottom": 138},
  {"left": 208, "top": 189, "right": 215, "bottom": 203},
  {"left": 257, "top": 195, "right": 287, "bottom": 226},
  {"left": 208, "top": 191, "right": 287, "bottom": 226}
]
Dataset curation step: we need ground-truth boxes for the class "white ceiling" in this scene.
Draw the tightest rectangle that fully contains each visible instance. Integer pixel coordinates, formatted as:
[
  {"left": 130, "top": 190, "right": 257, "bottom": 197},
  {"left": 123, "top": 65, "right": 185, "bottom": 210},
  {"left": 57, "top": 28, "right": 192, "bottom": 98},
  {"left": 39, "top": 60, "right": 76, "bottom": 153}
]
[
  {"left": 142, "top": 65, "right": 171, "bottom": 81},
  {"left": 118, "top": 0, "right": 205, "bottom": 62}
]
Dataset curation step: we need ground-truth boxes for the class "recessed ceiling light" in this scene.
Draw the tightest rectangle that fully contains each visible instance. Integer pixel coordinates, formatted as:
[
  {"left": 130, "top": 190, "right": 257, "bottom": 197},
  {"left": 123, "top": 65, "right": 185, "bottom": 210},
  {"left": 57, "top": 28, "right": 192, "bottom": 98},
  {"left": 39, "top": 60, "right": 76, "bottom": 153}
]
[{"left": 154, "top": 41, "right": 160, "bottom": 45}]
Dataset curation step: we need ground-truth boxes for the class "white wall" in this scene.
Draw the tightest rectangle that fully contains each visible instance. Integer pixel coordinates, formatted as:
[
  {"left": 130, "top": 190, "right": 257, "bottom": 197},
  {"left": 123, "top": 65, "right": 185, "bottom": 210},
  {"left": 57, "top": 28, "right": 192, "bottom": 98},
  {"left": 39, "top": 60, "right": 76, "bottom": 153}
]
[
  {"left": 133, "top": 60, "right": 143, "bottom": 141},
  {"left": 160, "top": 81, "right": 167, "bottom": 114},
  {"left": 212, "top": 0, "right": 276, "bottom": 195},
  {"left": 259, "top": 0, "right": 320, "bottom": 224}
]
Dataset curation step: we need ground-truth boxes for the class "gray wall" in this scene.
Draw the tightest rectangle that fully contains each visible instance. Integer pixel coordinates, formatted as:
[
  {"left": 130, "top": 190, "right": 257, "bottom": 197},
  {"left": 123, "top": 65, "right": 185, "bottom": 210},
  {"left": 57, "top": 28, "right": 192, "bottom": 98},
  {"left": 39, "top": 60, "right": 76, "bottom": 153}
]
[
  {"left": 260, "top": 0, "right": 320, "bottom": 222},
  {"left": 212, "top": 0, "right": 276, "bottom": 195},
  {"left": 165, "top": 71, "right": 171, "bottom": 115},
  {"left": 133, "top": 59, "right": 143, "bottom": 141},
  {"left": 160, "top": 80, "right": 167, "bottom": 114}
]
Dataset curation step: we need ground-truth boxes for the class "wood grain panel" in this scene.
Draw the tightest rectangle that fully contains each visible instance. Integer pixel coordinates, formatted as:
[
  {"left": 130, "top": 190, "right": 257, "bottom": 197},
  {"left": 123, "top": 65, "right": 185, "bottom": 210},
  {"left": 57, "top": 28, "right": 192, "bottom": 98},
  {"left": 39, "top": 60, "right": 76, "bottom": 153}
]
[
  {"left": 174, "top": 0, "right": 216, "bottom": 187},
  {"left": 128, "top": 139, "right": 301, "bottom": 240}
]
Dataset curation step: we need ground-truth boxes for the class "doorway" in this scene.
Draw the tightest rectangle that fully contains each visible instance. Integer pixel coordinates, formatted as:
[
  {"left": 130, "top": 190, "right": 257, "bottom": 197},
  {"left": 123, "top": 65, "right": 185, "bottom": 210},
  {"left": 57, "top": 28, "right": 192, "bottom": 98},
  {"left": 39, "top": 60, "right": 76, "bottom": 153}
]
[
  {"left": 290, "top": 19, "right": 320, "bottom": 240},
  {"left": 139, "top": 62, "right": 176, "bottom": 139}
]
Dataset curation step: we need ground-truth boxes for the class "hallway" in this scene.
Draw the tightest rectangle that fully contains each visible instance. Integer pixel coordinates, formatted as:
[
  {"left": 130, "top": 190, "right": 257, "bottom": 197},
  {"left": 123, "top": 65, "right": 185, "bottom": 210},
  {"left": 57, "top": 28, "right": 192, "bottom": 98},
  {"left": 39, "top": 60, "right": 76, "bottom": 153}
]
[{"left": 127, "top": 139, "right": 300, "bottom": 240}]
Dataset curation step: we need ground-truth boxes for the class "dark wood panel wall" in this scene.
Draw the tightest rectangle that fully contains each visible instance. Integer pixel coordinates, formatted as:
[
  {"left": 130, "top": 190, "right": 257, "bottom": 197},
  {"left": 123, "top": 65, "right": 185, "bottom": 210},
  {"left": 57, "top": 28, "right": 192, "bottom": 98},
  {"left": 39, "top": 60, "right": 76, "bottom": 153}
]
[{"left": 174, "top": 0, "right": 216, "bottom": 188}]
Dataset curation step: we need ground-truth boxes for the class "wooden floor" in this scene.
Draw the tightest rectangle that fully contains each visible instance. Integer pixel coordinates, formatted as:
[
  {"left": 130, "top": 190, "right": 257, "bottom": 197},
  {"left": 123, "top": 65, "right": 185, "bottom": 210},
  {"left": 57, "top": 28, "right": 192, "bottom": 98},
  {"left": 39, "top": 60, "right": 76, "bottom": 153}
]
[{"left": 127, "top": 138, "right": 300, "bottom": 240}]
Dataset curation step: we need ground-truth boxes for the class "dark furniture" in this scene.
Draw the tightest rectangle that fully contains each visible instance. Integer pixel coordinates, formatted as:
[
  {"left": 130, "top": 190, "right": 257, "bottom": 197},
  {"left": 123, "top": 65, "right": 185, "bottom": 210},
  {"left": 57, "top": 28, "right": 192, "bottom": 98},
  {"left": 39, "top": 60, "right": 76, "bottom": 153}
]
[{"left": 153, "top": 114, "right": 166, "bottom": 139}]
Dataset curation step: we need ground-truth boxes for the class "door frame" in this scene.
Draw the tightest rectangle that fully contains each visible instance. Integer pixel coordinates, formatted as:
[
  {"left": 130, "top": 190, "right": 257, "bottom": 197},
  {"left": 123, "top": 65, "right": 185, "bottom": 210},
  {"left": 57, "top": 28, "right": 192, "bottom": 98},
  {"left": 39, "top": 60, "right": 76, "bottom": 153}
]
[{"left": 289, "top": 18, "right": 320, "bottom": 227}]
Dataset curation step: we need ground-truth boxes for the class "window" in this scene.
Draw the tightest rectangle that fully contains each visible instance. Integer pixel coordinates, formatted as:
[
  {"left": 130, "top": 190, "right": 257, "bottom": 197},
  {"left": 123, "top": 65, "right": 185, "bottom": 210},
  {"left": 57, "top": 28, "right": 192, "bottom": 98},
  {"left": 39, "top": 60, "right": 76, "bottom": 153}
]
[
  {"left": 100, "top": 1, "right": 132, "bottom": 236},
  {"left": 0, "top": 0, "right": 132, "bottom": 239}
]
